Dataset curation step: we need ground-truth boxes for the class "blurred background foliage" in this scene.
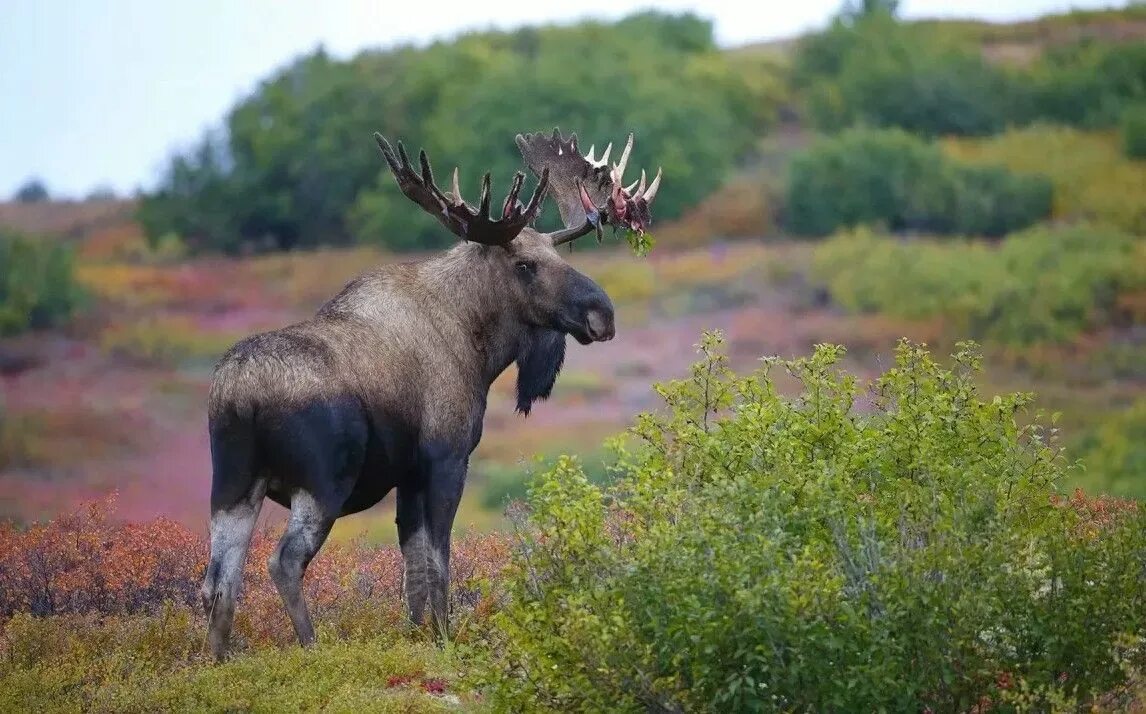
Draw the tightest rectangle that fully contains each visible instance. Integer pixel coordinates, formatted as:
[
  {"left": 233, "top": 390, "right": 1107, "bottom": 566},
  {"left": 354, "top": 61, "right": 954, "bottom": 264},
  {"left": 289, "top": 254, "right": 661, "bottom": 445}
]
[
  {"left": 0, "top": 228, "right": 84, "bottom": 337},
  {"left": 137, "top": 12, "right": 777, "bottom": 254},
  {"left": 3, "top": 1, "right": 1146, "bottom": 519},
  {"left": 132, "top": 6, "right": 1146, "bottom": 255}
]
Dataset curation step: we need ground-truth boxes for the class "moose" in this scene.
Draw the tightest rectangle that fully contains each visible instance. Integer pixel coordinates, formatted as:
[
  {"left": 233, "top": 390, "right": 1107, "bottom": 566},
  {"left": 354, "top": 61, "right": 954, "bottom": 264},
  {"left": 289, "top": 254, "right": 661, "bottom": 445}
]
[{"left": 200, "top": 128, "right": 662, "bottom": 660}]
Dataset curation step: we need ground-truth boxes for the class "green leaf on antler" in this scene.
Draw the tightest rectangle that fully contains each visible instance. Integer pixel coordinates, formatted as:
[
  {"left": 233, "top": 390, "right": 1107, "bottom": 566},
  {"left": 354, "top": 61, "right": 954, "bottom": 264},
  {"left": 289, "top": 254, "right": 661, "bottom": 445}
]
[{"left": 625, "top": 229, "right": 655, "bottom": 257}]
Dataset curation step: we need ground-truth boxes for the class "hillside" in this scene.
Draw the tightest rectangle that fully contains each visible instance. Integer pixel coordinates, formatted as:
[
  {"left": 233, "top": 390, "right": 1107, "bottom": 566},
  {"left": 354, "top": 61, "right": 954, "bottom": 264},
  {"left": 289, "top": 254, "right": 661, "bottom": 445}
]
[
  {"left": 2, "top": 5, "right": 1146, "bottom": 710},
  {"left": 0, "top": 199, "right": 136, "bottom": 242}
]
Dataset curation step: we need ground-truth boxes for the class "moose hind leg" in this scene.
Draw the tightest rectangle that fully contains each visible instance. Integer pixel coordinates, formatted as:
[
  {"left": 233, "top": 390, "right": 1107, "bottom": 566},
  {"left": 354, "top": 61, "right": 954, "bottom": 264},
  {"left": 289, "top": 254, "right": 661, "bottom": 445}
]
[
  {"left": 202, "top": 480, "right": 266, "bottom": 662},
  {"left": 396, "top": 487, "right": 431, "bottom": 626},
  {"left": 268, "top": 491, "right": 334, "bottom": 647}
]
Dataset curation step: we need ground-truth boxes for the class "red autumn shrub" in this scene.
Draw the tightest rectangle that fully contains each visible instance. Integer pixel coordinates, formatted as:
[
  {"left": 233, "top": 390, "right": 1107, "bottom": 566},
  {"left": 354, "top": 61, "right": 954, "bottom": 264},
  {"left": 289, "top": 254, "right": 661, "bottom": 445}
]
[
  {"left": 0, "top": 496, "right": 512, "bottom": 651},
  {"left": 0, "top": 498, "right": 204, "bottom": 617},
  {"left": 1055, "top": 487, "right": 1140, "bottom": 537}
]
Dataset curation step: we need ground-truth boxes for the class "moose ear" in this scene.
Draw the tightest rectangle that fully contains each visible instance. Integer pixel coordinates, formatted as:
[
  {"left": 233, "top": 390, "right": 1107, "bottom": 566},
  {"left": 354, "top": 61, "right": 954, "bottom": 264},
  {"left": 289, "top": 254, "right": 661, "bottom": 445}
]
[{"left": 515, "top": 329, "right": 566, "bottom": 416}]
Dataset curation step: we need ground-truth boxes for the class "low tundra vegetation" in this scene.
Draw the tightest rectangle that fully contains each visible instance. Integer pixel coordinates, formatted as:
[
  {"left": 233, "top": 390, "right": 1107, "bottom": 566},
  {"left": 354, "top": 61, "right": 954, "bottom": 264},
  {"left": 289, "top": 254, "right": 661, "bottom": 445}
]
[
  {"left": 475, "top": 334, "right": 1146, "bottom": 712},
  {"left": 0, "top": 501, "right": 508, "bottom": 712},
  {"left": 812, "top": 224, "right": 1146, "bottom": 345},
  {"left": 1, "top": 337, "right": 1143, "bottom": 712}
]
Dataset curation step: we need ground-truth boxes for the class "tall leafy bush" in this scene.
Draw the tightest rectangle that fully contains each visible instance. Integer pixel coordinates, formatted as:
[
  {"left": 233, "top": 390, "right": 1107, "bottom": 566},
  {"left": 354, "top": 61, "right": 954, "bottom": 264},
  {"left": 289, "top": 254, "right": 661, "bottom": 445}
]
[{"left": 475, "top": 335, "right": 1146, "bottom": 712}]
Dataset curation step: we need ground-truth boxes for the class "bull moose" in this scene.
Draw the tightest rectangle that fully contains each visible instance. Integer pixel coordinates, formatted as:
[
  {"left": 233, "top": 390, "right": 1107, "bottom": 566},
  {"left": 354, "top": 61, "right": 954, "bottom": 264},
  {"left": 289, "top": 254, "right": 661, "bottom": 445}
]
[{"left": 200, "top": 128, "right": 662, "bottom": 660}]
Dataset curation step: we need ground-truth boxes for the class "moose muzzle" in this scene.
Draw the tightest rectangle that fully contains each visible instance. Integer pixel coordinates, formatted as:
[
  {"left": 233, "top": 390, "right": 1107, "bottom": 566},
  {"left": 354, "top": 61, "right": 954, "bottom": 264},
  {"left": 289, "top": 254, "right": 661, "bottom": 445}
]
[{"left": 573, "top": 277, "right": 615, "bottom": 344}]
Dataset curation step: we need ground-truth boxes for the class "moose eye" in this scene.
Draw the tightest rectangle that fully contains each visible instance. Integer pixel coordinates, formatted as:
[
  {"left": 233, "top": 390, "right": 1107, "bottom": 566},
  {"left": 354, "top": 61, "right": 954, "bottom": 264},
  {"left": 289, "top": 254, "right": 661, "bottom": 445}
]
[{"left": 514, "top": 260, "right": 536, "bottom": 275}]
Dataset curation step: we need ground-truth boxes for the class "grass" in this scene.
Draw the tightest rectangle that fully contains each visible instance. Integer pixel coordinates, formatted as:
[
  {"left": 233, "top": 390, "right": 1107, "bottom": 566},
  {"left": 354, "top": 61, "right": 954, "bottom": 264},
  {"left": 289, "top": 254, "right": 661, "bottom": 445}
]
[{"left": 0, "top": 613, "right": 466, "bottom": 714}]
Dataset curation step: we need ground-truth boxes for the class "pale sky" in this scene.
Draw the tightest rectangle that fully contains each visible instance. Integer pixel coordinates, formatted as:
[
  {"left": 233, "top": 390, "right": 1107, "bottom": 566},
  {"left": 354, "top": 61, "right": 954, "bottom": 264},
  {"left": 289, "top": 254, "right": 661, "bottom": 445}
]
[{"left": 0, "top": 0, "right": 1123, "bottom": 198}]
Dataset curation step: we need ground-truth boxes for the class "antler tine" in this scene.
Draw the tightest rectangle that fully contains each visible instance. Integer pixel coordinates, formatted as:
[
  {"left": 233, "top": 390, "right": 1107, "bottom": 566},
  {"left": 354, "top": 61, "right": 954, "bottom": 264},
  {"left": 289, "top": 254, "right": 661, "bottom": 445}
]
[
  {"left": 503, "top": 172, "right": 525, "bottom": 218},
  {"left": 598, "top": 143, "right": 612, "bottom": 167},
  {"left": 374, "top": 134, "right": 403, "bottom": 176},
  {"left": 478, "top": 173, "right": 492, "bottom": 219},
  {"left": 613, "top": 133, "right": 634, "bottom": 182},
  {"left": 640, "top": 167, "right": 663, "bottom": 203},
  {"left": 418, "top": 150, "right": 452, "bottom": 207},
  {"left": 397, "top": 141, "right": 413, "bottom": 172},
  {"left": 376, "top": 131, "right": 547, "bottom": 246},
  {"left": 585, "top": 145, "right": 596, "bottom": 163},
  {"left": 523, "top": 167, "right": 550, "bottom": 218}
]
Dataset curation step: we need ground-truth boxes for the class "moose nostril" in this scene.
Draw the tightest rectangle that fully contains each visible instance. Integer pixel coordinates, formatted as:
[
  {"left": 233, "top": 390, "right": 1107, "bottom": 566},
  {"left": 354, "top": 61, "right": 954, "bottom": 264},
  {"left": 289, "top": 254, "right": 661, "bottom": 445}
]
[{"left": 585, "top": 310, "right": 614, "bottom": 341}]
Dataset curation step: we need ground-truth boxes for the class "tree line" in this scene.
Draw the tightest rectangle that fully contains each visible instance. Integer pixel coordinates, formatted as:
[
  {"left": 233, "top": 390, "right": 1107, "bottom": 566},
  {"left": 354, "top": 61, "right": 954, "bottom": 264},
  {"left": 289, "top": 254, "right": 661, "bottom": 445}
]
[
  {"left": 138, "top": 6, "right": 1146, "bottom": 254},
  {"left": 138, "top": 12, "right": 777, "bottom": 254}
]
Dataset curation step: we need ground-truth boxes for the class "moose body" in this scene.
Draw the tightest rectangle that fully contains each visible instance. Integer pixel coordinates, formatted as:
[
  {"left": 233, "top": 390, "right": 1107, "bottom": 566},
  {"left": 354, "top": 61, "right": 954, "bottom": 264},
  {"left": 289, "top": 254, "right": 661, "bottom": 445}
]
[{"left": 201, "top": 129, "right": 661, "bottom": 660}]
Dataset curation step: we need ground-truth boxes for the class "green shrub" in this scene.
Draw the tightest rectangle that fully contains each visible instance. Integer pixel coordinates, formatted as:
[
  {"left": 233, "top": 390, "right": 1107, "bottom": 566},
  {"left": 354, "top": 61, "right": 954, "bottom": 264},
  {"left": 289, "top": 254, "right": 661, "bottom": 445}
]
[
  {"left": 1122, "top": 104, "right": 1146, "bottom": 160},
  {"left": 944, "top": 125, "right": 1146, "bottom": 234},
  {"left": 833, "top": 45, "right": 1018, "bottom": 137},
  {"left": 949, "top": 164, "right": 1054, "bottom": 238},
  {"left": 987, "top": 225, "right": 1146, "bottom": 344},
  {"left": 812, "top": 225, "right": 1146, "bottom": 344},
  {"left": 474, "top": 335, "right": 1146, "bottom": 712},
  {"left": 811, "top": 227, "right": 996, "bottom": 325},
  {"left": 1026, "top": 40, "right": 1146, "bottom": 128},
  {"left": 0, "top": 228, "right": 84, "bottom": 336},
  {"left": 786, "top": 128, "right": 1051, "bottom": 237},
  {"left": 1075, "top": 398, "right": 1146, "bottom": 499},
  {"left": 797, "top": 14, "right": 1146, "bottom": 134}
]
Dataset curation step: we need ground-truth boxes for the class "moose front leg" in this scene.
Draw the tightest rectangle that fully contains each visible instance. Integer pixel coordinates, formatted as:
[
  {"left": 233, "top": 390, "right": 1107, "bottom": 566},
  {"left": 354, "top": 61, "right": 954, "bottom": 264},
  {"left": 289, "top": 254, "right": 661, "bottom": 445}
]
[{"left": 396, "top": 446, "right": 466, "bottom": 638}]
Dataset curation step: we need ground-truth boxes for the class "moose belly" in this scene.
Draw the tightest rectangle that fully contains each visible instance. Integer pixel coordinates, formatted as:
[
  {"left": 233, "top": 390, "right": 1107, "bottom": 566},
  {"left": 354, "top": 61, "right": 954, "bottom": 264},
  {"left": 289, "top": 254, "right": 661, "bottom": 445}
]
[{"left": 336, "top": 418, "right": 416, "bottom": 516}]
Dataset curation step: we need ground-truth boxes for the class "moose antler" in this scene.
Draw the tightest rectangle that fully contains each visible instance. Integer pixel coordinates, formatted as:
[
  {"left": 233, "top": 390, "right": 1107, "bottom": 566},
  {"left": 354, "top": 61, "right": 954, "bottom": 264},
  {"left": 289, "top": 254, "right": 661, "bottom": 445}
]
[
  {"left": 374, "top": 133, "right": 549, "bottom": 246},
  {"left": 515, "top": 128, "right": 662, "bottom": 246}
]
